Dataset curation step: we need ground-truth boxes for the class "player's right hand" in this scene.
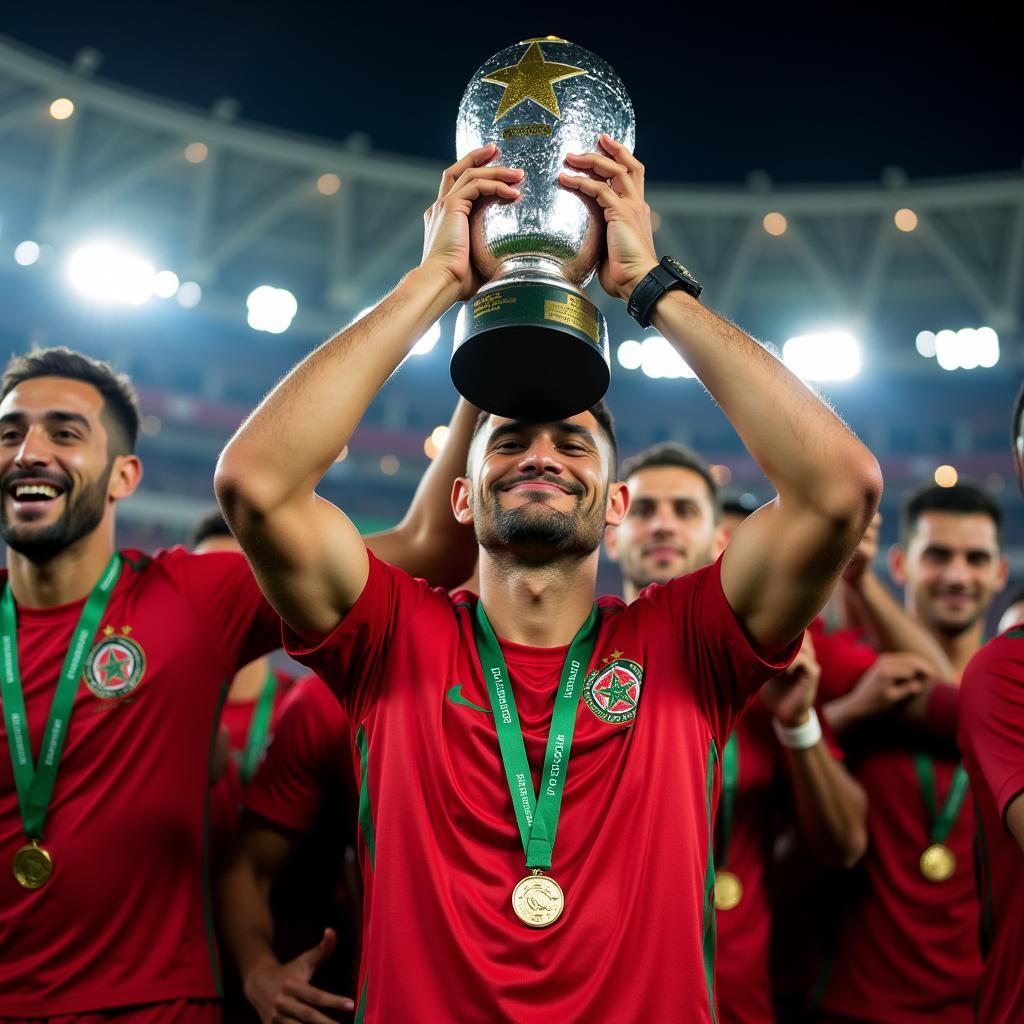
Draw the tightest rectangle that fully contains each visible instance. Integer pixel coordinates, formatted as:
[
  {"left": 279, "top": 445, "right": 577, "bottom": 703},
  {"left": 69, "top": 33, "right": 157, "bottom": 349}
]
[
  {"left": 420, "top": 143, "right": 523, "bottom": 301},
  {"left": 245, "top": 929, "right": 354, "bottom": 1023},
  {"left": 842, "top": 512, "right": 881, "bottom": 585},
  {"left": 846, "top": 652, "right": 931, "bottom": 720}
]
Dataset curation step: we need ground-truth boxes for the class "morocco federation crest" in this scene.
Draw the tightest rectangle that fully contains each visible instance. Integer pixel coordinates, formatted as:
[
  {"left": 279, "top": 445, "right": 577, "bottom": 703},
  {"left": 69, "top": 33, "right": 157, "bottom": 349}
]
[
  {"left": 582, "top": 657, "right": 643, "bottom": 724},
  {"left": 85, "top": 633, "right": 147, "bottom": 700}
]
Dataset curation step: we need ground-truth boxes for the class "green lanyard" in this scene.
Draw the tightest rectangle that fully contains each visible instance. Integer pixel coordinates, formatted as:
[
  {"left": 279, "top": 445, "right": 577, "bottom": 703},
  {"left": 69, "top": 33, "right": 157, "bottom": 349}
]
[
  {"left": 472, "top": 601, "right": 599, "bottom": 871},
  {"left": 913, "top": 755, "right": 969, "bottom": 844},
  {"left": 239, "top": 669, "right": 278, "bottom": 784},
  {"left": 716, "top": 732, "right": 740, "bottom": 868},
  {"left": 0, "top": 554, "right": 122, "bottom": 841}
]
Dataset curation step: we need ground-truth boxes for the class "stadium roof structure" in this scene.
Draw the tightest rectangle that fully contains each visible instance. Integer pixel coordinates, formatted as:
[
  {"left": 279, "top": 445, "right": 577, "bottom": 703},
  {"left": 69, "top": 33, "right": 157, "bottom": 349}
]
[
  {"left": 0, "top": 36, "right": 1021, "bottom": 568},
  {"left": 0, "top": 36, "right": 1021, "bottom": 366}
]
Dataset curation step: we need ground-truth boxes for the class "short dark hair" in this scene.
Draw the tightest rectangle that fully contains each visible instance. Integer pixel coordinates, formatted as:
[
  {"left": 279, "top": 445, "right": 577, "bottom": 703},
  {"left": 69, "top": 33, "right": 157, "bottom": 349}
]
[
  {"left": 189, "top": 507, "right": 234, "bottom": 549},
  {"left": 1, "top": 347, "right": 140, "bottom": 455},
  {"left": 1012, "top": 383, "right": 1024, "bottom": 449},
  {"left": 900, "top": 481, "right": 1003, "bottom": 544},
  {"left": 470, "top": 399, "right": 619, "bottom": 479},
  {"left": 620, "top": 441, "right": 721, "bottom": 521}
]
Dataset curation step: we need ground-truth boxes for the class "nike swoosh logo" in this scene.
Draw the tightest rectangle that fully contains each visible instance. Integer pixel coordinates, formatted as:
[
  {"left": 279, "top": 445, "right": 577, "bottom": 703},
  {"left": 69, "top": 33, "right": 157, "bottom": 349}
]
[{"left": 447, "top": 684, "right": 492, "bottom": 715}]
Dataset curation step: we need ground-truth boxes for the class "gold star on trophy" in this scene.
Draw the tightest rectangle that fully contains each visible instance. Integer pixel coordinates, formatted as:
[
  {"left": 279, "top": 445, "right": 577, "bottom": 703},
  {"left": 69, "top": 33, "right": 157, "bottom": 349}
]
[{"left": 482, "top": 41, "right": 587, "bottom": 123}]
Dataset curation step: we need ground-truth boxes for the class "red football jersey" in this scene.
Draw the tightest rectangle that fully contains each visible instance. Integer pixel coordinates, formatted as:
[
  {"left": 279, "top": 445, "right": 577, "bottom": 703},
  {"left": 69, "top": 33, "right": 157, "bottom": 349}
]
[
  {"left": 285, "top": 552, "right": 797, "bottom": 1024},
  {"left": 959, "top": 627, "right": 1024, "bottom": 1023},
  {"left": 243, "top": 674, "right": 358, "bottom": 991},
  {"left": 219, "top": 669, "right": 293, "bottom": 756},
  {"left": 714, "top": 703, "right": 779, "bottom": 1024},
  {"left": 0, "top": 548, "right": 279, "bottom": 1016},
  {"left": 817, "top": 740, "right": 979, "bottom": 1023}
]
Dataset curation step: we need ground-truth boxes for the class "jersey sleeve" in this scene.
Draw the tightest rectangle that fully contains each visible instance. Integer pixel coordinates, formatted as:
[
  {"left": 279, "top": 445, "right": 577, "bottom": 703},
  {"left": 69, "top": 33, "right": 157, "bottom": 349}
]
[
  {"left": 640, "top": 555, "right": 801, "bottom": 740},
  {"left": 158, "top": 547, "right": 281, "bottom": 676},
  {"left": 282, "top": 551, "right": 431, "bottom": 706},
  {"left": 245, "top": 676, "right": 351, "bottom": 833},
  {"left": 810, "top": 621, "right": 879, "bottom": 703},
  {"left": 960, "top": 633, "right": 1024, "bottom": 821}
]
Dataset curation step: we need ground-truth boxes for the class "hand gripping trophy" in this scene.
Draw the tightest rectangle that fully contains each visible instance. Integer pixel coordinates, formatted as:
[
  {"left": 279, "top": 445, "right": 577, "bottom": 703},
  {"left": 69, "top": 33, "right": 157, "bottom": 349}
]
[{"left": 451, "top": 37, "right": 636, "bottom": 419}]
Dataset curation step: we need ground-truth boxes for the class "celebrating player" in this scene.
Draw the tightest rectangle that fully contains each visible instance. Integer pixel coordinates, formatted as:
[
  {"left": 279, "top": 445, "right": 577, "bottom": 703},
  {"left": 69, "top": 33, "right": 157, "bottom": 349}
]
[{"left": 216, "top": 136, "right": 881, "bottom": 1022}]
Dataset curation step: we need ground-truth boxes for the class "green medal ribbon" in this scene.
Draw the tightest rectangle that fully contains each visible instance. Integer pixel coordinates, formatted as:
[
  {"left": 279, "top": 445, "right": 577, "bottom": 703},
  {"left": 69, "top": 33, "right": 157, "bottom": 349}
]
[
  {"left": 472, "top": 601, "right": 599, "bottom": 871},
  {"left": 913, "top": 754, "right": 969, "bottom": 844},
  {"left": 0, "top": 554, "right": 122, "bottom": 841},
  {"left": 239, "top": 669, "right": 278, "bottom": 784},
  {"left": 716, "top": 732, "right": 739, "bottom": 868}
]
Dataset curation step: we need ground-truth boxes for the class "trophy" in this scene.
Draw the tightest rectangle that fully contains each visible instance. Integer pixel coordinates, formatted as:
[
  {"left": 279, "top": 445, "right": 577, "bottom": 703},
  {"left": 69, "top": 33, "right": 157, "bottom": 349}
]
[{"left": 451, "top": 37, "right": 636, "bottom": 420}]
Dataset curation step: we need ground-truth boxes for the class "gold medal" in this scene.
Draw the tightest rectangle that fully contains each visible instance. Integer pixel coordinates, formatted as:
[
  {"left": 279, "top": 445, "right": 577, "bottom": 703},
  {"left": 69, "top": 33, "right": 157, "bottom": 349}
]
[
  {"left": 12, "top": 841, "right": 53, "bottom": 890},
  {"left": 512, "top": 870, "right": 564, "bottom": 928},
  {"left": 920, "top": 843, "right": 956, "bottom": 882},
  {"left": 714, "top": 869, "right": 743, "bottom": 911}
]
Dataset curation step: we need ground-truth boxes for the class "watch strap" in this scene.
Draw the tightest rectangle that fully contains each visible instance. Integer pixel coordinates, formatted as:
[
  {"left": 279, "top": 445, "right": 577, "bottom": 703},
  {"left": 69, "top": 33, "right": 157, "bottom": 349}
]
[{"left": 627, "top": 257, "right": 703, "bottom": 329}]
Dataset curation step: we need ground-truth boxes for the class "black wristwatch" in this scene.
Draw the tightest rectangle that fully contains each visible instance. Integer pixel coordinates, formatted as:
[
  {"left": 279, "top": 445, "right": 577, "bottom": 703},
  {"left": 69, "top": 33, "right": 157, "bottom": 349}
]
[{"left": 626, "top": 257, "right": 703, "bottom": 329}]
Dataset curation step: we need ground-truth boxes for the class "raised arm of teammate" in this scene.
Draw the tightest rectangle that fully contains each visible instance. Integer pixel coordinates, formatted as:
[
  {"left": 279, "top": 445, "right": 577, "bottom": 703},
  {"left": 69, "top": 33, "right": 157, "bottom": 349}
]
[
  {"left": 559, "top": 136, "right": 882, "bottom": 651},
  {"left": 840, "top": 513, "right": 954, "bottom": 677},
  {"left": 363, "top": 397, "right": 478, "bottom": 588},
  {"left": 759, "top": 633, "right": 868, "bottom": 868},
  {"left": 215, "top": 144, "right": 516, "bottom": 640}
]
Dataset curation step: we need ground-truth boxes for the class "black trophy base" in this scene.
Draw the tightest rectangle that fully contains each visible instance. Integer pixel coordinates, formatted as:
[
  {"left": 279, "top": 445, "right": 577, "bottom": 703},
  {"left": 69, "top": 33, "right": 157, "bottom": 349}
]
[{"left": 451, "top": 281, "right": 610, "bottom": 421}]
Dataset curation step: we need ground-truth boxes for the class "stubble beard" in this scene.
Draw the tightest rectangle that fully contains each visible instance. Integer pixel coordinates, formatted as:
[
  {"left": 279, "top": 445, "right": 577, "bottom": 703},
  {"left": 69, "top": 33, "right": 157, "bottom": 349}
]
[
  {"left": 1, "top": 468, "right": 111, "bottom": 563},
  {"left": 475, "top": 487, "right": 605, "bottom": 568}
]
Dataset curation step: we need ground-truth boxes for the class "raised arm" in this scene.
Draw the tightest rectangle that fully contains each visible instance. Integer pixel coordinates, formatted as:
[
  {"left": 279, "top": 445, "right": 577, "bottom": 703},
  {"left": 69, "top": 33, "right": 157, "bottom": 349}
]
[
  {"left": 760, "top": 634, "right": 867, "bottom": 868},
  {"left": 364, "top": 398, "right": 479, "bottom": 589},
  {"left": 215, "top": 145, "right": 520, "bottom": 640},
  {"left": 560, "top": 137, "right": 882, "bottom": 651},
  {"left": 840, "top": 513, "right": 955, "bottom": 678}
]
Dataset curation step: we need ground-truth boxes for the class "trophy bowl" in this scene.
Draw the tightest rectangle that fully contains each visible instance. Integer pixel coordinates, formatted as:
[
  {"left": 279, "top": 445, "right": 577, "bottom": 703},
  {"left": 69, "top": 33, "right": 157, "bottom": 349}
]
[{"left": 451, "top": 37, "right": 636, "bottom": 420}]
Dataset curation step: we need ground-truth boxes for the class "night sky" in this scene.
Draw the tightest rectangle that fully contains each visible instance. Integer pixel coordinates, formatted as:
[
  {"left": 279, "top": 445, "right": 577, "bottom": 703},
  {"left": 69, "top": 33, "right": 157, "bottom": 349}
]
[{"left": 1, "top": 4, "right": 1020, "bottom": 184}]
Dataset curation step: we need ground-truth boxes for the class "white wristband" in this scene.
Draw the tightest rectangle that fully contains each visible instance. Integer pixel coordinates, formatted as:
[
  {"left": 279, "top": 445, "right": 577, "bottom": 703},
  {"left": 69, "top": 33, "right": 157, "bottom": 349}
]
[{"left": 772, "top": 707, "right": 822, "bottom": 750}]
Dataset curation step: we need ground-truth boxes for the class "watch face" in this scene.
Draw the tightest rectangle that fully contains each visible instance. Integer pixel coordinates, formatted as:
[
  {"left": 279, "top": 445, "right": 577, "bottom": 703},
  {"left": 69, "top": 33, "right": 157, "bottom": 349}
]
[{"left": 665, "top": 257, "right": 694, "bottom": 279}]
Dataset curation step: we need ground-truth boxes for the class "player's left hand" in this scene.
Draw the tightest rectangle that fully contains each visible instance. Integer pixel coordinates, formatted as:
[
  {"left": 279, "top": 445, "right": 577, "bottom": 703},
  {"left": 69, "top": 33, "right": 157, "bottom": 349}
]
[
  {"left": 558, "top": 135, "right": 658, "bottom": 302},
  {"left": 760, "top": 632, "right": 820, "bottom": 728}
]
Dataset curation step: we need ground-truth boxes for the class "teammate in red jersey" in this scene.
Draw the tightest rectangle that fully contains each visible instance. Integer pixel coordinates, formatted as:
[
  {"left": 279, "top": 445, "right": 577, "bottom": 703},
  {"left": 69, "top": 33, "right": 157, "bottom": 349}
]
[
  {"left": 220, "top": 675, "right": 358, "bottom": 1023},
  {"left": 0, "top": 348, "right": 477, "bottom": 1022},
  {"left": 817, "top": 482, "right": 1007, "bottom": 1024},
  {"left": 217, "top": 136, "right": 881, "bottom": 1023},
  {"left": 606, "top": 441, "right": 867, "bottom": 1024},
  {"left": 957, "top": 385, "right": 1024, "bottom": 1023}
]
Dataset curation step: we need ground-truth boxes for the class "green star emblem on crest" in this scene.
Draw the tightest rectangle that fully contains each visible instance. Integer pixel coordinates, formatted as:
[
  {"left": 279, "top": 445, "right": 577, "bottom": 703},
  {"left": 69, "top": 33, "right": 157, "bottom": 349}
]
[{"left": 596, "top": 671, "right": 637, "bottom": 713}]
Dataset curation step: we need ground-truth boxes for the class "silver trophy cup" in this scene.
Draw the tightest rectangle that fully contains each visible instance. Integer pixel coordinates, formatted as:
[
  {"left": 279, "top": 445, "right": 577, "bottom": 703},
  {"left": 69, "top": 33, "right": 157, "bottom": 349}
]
[{"left": 451, "top": 37, "right": 636, "bottom": 419}]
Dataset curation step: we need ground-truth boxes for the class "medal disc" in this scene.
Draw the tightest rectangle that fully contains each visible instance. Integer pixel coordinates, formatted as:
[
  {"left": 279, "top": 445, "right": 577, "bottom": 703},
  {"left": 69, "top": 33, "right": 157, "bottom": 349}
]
[
  {"left": 714, "top": 870, "right": 743, "bottom": 911},
  {"left": 920, "top": 843, "right": 956, "bottom": 882},
  {"left": 512, "top": 872, "right": 564, "bottom": 928},
  {"left": 12, "top": 842, "right": 53, "bottom": 890}
]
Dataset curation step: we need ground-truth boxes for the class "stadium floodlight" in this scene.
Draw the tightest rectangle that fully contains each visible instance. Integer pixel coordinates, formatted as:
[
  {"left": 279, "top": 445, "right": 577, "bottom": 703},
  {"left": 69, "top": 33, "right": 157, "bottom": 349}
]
[
  {"left": 14, "top": 241, "right": 41, "bottom": 266},
  {"left": 67, "top": 242, "right": 156, "bottom": 306},
  {"left": 411, "top": 321, "right": 441, "bottom": 356},
  {"left": 933, "top": 326, "right": 999, "bottom": 371},
  {"left": 617, "top": 340, "right": 643, "bottom": 370},
  {"left": 152, "top": 270, "right": 180, "bottom": 299},
  {"left": 782, "top": 331, "right": 861, "bottom": 382},
  {"left": 915, "top": 331, "right": 937, "bottom": 358},
  {"left": 246, "top": 285, "right": 298, "bottom": 334},
  {"left": 176, "top": 281, "right": 202, "bottom": 309},
  {"left": 639, "top": 335, "right": 697, "bottom": 380}
]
